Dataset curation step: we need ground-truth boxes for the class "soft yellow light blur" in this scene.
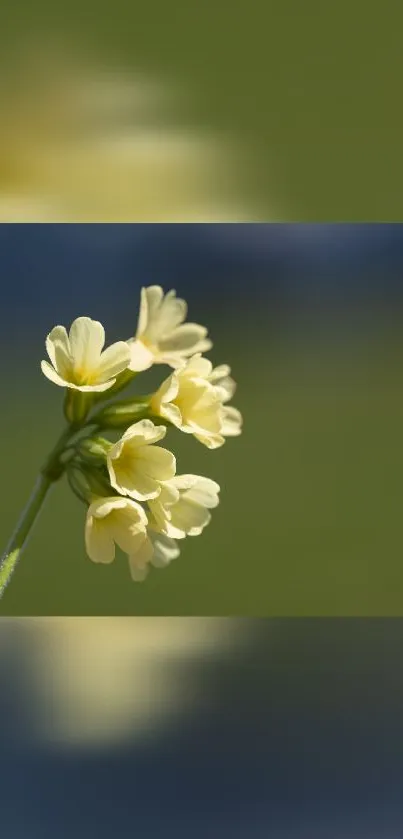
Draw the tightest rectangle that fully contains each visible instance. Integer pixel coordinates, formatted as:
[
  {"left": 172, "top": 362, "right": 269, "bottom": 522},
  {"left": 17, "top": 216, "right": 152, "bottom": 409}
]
[
  {"left": 0, "top": 40, "right": 251, "bottom": 221},
  {"left": 19, "top": 618, "right": 237, "bottom": 747}
]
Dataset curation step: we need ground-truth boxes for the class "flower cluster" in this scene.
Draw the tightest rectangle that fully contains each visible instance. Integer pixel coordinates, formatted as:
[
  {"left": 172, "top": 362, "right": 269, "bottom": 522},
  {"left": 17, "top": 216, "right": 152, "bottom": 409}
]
[{"left": 41, "top": 286, "right": 242, "bottom": 581}]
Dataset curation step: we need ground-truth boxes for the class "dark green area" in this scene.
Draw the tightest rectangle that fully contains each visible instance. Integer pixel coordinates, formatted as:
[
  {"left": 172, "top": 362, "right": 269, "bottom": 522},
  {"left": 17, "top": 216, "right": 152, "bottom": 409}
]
[
  {"left": 2, "top": 319, "right": 403, "bottom": 615},
  {"left": 1, "top": 0, "right": 403, "bottom": 218}
]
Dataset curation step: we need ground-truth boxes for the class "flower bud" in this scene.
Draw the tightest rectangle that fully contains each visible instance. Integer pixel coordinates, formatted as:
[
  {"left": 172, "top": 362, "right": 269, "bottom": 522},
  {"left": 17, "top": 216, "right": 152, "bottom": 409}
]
[
  {"left": 76, "top": 436, "right": 112, "bottom": 465},
  {"left": 67, "top": 464, "right": 113, "bottom": 504},
  {"left": 92, "top": 397, "right": 151, "bottom": 429}
]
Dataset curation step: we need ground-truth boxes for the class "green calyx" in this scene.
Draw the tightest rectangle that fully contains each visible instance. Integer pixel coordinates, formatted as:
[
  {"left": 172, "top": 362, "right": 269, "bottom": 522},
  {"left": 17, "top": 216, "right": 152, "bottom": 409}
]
[
  {"left": 76, "top": 436, "right": 112, "bottom": 465},
  {"left": 64, "top": 390, "right": 94, "bottom": 425},
  {"left": 90, "top": 396, "right": 152, "bottom": 429},
  {"left": 67, "top": 463, "right": 113, "bottom": 505}
]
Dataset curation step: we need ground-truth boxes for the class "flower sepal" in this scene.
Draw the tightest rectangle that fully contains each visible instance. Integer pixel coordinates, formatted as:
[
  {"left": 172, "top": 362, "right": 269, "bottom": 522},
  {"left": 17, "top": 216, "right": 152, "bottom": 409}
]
[
  {"left": 64, "top": 390, "right": 94, "bottom": 425},
  {"left": 67, "top": 464, "right": 113, "bottom": 505},
  {"left": 76, "top": 436, "right": 113, "bottom": 466},
  {"left": 92, "top": 396, "right": 151, "bottom": 430}
]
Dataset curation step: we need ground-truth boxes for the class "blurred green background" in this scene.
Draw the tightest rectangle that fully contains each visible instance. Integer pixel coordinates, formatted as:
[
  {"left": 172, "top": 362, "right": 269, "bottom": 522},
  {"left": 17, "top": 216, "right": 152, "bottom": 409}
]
[
  {"left": 1, "top": 0, "right": 403, "bottom": 219},
  {"left": 2, "top": 302, "right": 403, "bottom": 615}
]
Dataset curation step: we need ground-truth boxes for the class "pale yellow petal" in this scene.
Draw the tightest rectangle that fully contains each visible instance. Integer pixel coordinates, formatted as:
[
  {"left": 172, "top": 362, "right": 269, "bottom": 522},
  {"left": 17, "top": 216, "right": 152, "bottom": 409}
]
[
  {"left": 69, "top": 379, "right": 116, "bottom": 392},
  {"left": 137, "top": 286, "right": 164, "bottom": 338},
  {"left": 41, "top": 359, "right": 69, "bottom": 387},
  {"left": 159, "top": 402, "right": 183, "bottom": 428},
  {"left": 89, "top": 496, "right": 130, "bottom": 519},
  {"left": 137, "top": 445, "right": 176, "bottom": 480},
  {"left": 154, "top": 371, "right": 179, "bottom": 406},
  {"left": 193, "top": 431, "right": 225, "bottom": 449},
  {"left": 69, "top": 317, "right": 105, "bottom": 374},
  {"left": 96, "top": 341, "right": 131, "bottom": 382},
  {"left": 128, "top": 534, "right": 154, "bottom": 581},
  {"left": 149, "top": 290, "right": 187, "bottom": 340},
  {"left": 158, "top": 323, "right": 210, "bottom": 354},
  {"left": 181, "top": 354, "right": 213, "bottom": 379},
  {"left": 85, "top": 517, "right": 115, "bottom": 564},
  {"left": 208, "top": 364, "right": 231, "bottom": 382},
  {"left": 122, "top": 419, "right": 167, "bottom": 446},
  {"left": 168, "top": 497, "right": 211, "bottom": 538},
  {"left": 182, "top": 387, "right": 222, "bottom": 433},
  {"left": 149, "top": 532, "right": 180, "bottom": 567},
  {"left": 172, "top": 475, "right": 220, "bottom": 508},
  {"left": 46, "top": 325, "right": 72, "bottom": 378},
  {"left": 128, "top": 339, "right": 154, "bottom": 372},
  {"left": 158, "top": 481, "right": 180, "bottom": 507},
  {"left": 112, "top": 467, "right": 160, "bottom": 501},
  {"left": 136, "top": 286, "right": 151, "bottom": 337},
  {"left": 221, "top": 405, "right": 243, "bottom": 436}
]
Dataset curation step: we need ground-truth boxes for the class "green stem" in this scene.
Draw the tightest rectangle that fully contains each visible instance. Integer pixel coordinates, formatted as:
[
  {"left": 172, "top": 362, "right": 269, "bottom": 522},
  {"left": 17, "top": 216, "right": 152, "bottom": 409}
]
[{"left": 0, "top": 424, "right": 76, "bottom": 599}]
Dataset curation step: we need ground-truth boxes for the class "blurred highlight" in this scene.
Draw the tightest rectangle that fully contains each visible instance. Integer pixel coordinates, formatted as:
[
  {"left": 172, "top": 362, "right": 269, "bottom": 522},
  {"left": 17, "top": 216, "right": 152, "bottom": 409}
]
[
  {"left": 0, "top": 39, "right": 251, "bottom": 221},
  {"left": 1, "top": 619, "right": 403, "bottom": 837},
  {"left": 4, "top": 617, "right": 235, "bottom": 747}
]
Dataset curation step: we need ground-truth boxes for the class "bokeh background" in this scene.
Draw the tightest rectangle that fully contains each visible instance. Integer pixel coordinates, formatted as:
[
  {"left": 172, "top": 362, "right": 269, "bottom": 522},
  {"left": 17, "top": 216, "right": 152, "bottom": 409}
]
[
  {"left": 0, "top": 2, "right": 402, "bottom": 219},
  {"left": 1, "top": 223, "right": 403, "bottom": 614},
  {"left": 1, "top": 617, "right": 403, "bottom": 837}
]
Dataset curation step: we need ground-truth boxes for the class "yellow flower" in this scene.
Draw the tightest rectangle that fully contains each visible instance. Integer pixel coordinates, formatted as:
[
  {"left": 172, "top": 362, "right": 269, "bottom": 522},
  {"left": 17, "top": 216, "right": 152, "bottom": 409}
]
[
  {"left": 207, "top": 363, "right": 237, "bottom": 402},
  {"left": 85, "top": 495, "right": 180, "bottom": 582},
  {"left": 221, "top": 405, "right": 243, "bottom": 437},
  {"left": 41, "top": 316, "right": 131, "bottom": 392},
  {"left": 106, "top": 419, "right": 176, "bottom": 501},
  {"left": 128, "top": 286, "right": 212, "bottom": 371},
  {"left": 149, "top": 475, "right": 220, "bottom": 539},
  {"left": 127, "top": 529, "right": 180, "bottom": 581},
  {"left": 85, "top": 496, "right": 148, "bottom": 573},
  {"left": 151, "top": 354, "right": 241, "bottom": 448}
]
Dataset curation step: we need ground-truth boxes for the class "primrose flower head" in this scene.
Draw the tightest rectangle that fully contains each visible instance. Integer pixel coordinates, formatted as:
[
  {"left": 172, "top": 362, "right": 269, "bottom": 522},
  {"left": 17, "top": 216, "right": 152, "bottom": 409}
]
[
  {"left": 41, "top": 316, "right": 131, "bottom": 392},
  {"left": 151, "top": 354, "right": 242, "bottom": 449},
  {"left": 106, "top": 419, "right": 176, "bottom": 502},
  {"left": 128, "top": 286, "right": 212, "bottom": 372},
  {"left": 149, "top": 474, "right": 220, "bottom": 540},
  {"left": 85, "top": 496, "right": 149, "bottom": 575},
  {"left": 5, "top": 281, "right": 243, "bottom": 601},
  {"left": 85, "top": 495, "right": 180, "bottom": 582}
]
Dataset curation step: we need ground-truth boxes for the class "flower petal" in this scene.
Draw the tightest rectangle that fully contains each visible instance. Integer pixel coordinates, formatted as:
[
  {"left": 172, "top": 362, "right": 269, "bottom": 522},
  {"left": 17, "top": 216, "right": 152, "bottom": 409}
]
[
  {"left": 193, "top": 431, "right": 225, "bottom": 449},
  {"left": 158, "top": 323, "right": 210, "bottom": 354},
  {"left": 144, "top": 289, "right": 187, "bottom": 343},
  {"left": 208, "top": 364, "right": 231, "bottom": 382},
  {"left": 155, "top": 371, "right": 180, "bottom": 405},
  {"left": 85, "top": 517, "right": 115, "bottom": 563},
  {"left": 96, "top": 341, "right": 131, "bottom": 382},
  {"left": 136, "top": 446, "right": 176, "bottom": 481},
  {"left": 149, "top": 532, "right": 180, "bottom": 567},
  {"left": 181, "top": 353, "right": 213, "bottom": 379},
  {"left": 128, "top": 534, "right": 154, "bottom": 581},
  {"left": 41, "top": 359, "right": 69, "bottom": 387},
  {"left": 221, "top": 405, "right": 243, "bottom": 436},
  {"left": 46, "top": 325, "right": 71, "bottom": 377},
  {"left": 69, "top": 317, "right": 105, "bottom": 374},
  {"left": 122, "top": 419, "right": 167, "bottom": 446},
  {"left": 172, "top": 475, "right": 220, "bottom": 508},
  {"left": 159, "top": 402, "right": 183, "bottom": 428},
  {"left": 136, "top": 286, "right": 164, "bottom": 338},
  {"left": 128, "top": 339, "right": 155, "bottom": 372},
  {"left": 168, "top": 497, "right": 211, "bottom": 537}
]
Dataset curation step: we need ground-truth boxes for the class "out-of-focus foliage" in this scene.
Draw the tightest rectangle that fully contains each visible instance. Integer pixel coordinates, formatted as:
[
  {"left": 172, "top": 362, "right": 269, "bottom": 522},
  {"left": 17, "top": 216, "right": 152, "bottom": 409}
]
[
  {"left": 1, "top": 0, "right": 403, "bottom": 219},
  {"left": 0, "top": 38, "right": 250, "bottom": 221}
]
